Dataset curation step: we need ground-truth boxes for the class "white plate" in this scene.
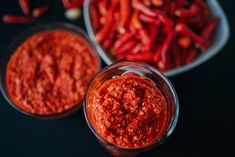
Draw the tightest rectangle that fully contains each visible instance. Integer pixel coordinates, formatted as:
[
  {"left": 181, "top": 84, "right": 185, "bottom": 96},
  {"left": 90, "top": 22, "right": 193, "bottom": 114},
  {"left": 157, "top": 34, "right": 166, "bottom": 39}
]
[{"left": 84, "top": 0, "right": 230, "bottom": 77}]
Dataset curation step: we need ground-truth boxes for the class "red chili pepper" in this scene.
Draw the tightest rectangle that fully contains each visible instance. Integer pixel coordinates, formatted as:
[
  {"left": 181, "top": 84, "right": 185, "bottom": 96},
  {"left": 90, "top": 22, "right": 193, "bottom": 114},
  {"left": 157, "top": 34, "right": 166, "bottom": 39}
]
[
  {"left": 95, "top": 0, "right": 118, "bottom": 43},
  {"left": 175, "top": 4, "right": 200, "bottom": 18},
  {"left": 194, "top": 0, "right": 209, "bottom": 17},
  {"left": 95, "top": 20, "right": 113, "bottom": 43},
  {"left": 139, "top": 13, "right": 157, "bottom": 23},
  {"left": 138, "top": 28, "right": 150, "bottom": 51},
  {"left": 18, "top": 0, "right": 31, "bottom": 15},
  {"left": 113, "top": 33, "right": 134, "bottom": 51},
  {"left": 172, "top": 44, "right": 182, "bottom": 67},
  {"left": 147, "top": 24, "right": 159, "bottom": 51},
  {"left": 90, "top": 5, "right": 99, "bottom": 30},
  {"left": 98, "top": 0, "right": 108, "bottom": 16},
  {"left": 118, "top": 0, "right": 131, "bottom": 29},
  {"left": 185, "top": 48, "right": 198, "bottom": 64},
  {"left": 132, "top": 0, "right": 158, "bottom": 17},
  {"left": 131, "top": 10, "right": 142, "bottom": 29},
  {"left": 151, "top": 0, "right": 163, "bottom": 7},
  {"left": 114, "top": 40, "right": 137, "bottom": 56},
  {"left": 178, "top": 36, "right": 192, "bottom": 49},
  {"left": 156, "top": 10, "right": 172, "bottom": 27},
  {"left": 175, "top": 23, "right": 208, "bottom": 49},
  {"left": 103, "top": 22, "right": 118, "bottom": 49},
  {"left": 33, "top": 5, "right": 50, "bottom": 17},
  {"left": 200, "top": 17, "right": 219, "bottom": 41},
  {"left": 167, "top": 1, "right": 176, "bottom": 18},
  {"left": 126, "top": 52, "right": 153, "bottom": 63},
  {"left": 2, "top": 14, "right": 36, "bottom": 24},
  {"left": 160, "top": 30, "right": 176, "bottom": 64}
]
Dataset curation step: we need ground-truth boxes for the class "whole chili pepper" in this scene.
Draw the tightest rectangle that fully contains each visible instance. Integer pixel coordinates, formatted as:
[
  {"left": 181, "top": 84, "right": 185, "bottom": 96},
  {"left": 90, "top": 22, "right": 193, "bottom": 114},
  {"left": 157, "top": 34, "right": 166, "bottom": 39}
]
[
  {"left": 95, "top": 19, "right": 113, "bottom": 43},
  {"left": 151, "top": 0, "right": 163, "bottom": 7},
  {"left": 132, "top": 0, "right": 158, "bottom": 17},
  {"left": 156, "top": 10, "right": 172, "bottom": 27},
  {"left": 114, "top": 40, "right": 137, "bottom": 56},
  {"left": 175, "top": 4, "right": 200, "bottom": 18},
  {"left": 90, "top": 5, "right": 99, "bottom": 30},
  {"left": 139, "top": 13, "right": 156, "bottom": 23},
  {"left": 96, "top": 0, "right": 118, "bottom": 43},
  {"left": 18, "top": 0, "right": 30, "bottom": 15},
  {"left": 98, "top": 0, "right": 108, "bottom": 16},
  {"left": 167, "top": 1, "right": 176, "bottom": 18},
  {"left": 200, "top": 17, "right": 219, "bottom": 41},
  {"left": 33, "top": 5, "right": 50, "bottom": 17},
  {"left": 172, "top": 44, "right": 182, "bottom": 67},
  {"left": 160, "top": 30, "right": 176, "bottom": 64},
  {"left": 186, "top": 48, "right": 198, "bottom": 64},
  {"left": 103, "top": 22, "right": 118, "bottom": 49},
  {"left": 113, "top": 33, "right": 134, "bottom": 51},
  {"left": 194, "top": 0, "right": 209, "bottom": 17},
  {"left": 147, "top": 24, "right": 159, "bottom": 51},
  {"left": 138, "top": 28, "right": 150, "bottom": 51},
  {"left": 2, "top": 14, "right": 36, "bottom": 24},
  {"left": 118, "top": 0, "right": 131, "bottom": 29},
  {"left": 131, "top": 10, "right": 142, "bottom": 29},
  {"left": 126, "top": 52, "right": 153, "bottom": 62},
  {"left": 175, "top": 23, "right": 208, "bottom": 49}
]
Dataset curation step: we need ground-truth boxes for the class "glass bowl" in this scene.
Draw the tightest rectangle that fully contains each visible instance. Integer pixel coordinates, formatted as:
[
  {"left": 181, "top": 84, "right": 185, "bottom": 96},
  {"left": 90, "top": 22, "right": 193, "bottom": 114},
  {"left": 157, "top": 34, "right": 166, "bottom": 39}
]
[
  {"left": 83, "top": 0, "right": 230, "bottom": 77},
  {"left": 84, "top": 62, "right": 179, "bottom": 156},
  {"left": 0, "top": 22, "right": 101, "bottom": 119}
]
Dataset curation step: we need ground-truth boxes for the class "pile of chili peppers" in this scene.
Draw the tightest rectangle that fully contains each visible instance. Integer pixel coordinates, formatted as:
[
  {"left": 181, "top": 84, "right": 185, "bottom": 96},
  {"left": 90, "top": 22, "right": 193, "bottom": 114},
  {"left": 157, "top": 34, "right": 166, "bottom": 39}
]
[
  {"left": 91, "top": 0, "right": 219, "bottom": 71},
  {"left": 2, "top": 0, "right": 84, "bottom": 24}
]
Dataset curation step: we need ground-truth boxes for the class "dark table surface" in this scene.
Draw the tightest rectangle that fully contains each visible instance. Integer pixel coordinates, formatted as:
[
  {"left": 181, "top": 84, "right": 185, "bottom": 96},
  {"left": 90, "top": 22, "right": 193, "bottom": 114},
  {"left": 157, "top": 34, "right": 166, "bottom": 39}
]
[{"left": 0, "top": 0, "right": 234, "bottom": 157}]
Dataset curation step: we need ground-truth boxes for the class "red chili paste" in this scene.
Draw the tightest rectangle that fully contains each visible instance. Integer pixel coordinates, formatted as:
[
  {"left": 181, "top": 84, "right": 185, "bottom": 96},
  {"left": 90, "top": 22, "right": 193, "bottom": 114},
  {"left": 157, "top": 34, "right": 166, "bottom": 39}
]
[
  {"left": 6, "top": 30, "right": 99, "bottom": 115},
  {"left": 88, "top": 73, "right": 167, "bottom": 148}
]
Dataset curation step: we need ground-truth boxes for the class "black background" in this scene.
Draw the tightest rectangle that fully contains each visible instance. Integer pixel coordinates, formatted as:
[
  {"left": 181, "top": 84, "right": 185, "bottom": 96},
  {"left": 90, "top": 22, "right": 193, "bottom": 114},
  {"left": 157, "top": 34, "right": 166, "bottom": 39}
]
[{"left": 0, "top": 0, "right": 234, "bottom": 156}]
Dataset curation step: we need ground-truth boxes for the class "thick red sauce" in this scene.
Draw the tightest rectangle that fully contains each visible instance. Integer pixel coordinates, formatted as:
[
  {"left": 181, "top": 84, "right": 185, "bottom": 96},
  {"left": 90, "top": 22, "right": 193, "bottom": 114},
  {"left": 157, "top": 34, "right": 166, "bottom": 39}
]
[
  {"left": 88, "top": 73, "right": 167, "bottom": 148},
  {"left": 6, "top": 30, "right": 99, "bottom": 115}
]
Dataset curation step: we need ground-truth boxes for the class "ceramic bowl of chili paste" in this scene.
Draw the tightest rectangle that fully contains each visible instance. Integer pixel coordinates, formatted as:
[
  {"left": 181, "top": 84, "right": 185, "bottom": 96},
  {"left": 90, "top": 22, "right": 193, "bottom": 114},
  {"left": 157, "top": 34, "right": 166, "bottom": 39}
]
[
  {"left": 84, "top": 62, "right": 179, "bottom": 156},
  {"left": 0, "top": 23, "right": 101, "bottom": 119},
  {"left": 84, "top": 0, "right": 230, "bottom": 77}
]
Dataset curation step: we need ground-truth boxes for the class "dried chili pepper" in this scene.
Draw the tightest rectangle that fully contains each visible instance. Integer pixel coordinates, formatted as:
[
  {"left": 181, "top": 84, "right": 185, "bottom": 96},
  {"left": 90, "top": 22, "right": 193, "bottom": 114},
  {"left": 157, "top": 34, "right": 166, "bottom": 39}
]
[
  {"left": 2, "top": 14, "right": 36, "bottom": 24},
  {"left": 98, "top": 0, "right": 108, "bottom": 16},
  {"left": 131, "top": 10, "right": 142, "bottom": 29},
  {"left": 175, "top": 4, "right": 200, "bottom": 18},
  {"left": 200, "top": 17, "right": 219, "bottom": 41},
  {"left": 175, "top": 23, "right": 208, "bottom": 49},
  {"left": 113, "top": 33, "right": 134, "bottom": 51},
  {"left": 33, "top": 5, "right": 50, "bottom": 17},
  {"left": 92, "top": 0, "right": 219, "bottom": 72},
  {"left": 18, "top": 0, "right": 30, "bottom": 15},
  {"left": 118, "top": 0, "right": 131, "bottom": 29},
  {"left": 151, "top": 0, "right": 163, "bottom": 7},
  {"left": 172, "top": 44, "right": 182, "bottom": 67},
  {"left": 114, "top": 40, "right": 136, "bottom": 56},
  {"left": 160, "top": 30, "right": 176, "bottom": 64},
  {"left": 185, "top": 48, "right": 198, "bottom": 64},
  {"left": 132, "top": 0, "right": 157, "bottom": 17},
  {"left": 90, "top": 5, "right": 99, "bottom": 31},
  {"left": 103, "top": 22, "right": 118, "bottom": 49},
  {"left": 126, "top": 52, "right": 153, "bottom": 62}
]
